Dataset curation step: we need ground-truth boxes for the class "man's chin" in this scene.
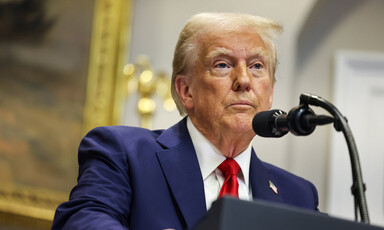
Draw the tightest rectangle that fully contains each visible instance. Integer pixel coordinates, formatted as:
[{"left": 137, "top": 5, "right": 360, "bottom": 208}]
[{"left": 223, "top": 115, "right": 254, "bottom": 133}]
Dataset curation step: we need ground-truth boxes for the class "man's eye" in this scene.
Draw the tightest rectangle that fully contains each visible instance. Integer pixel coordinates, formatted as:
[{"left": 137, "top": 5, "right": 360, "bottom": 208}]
[
  {"left": 251, "top": 63, "right": 263, "bottom": 69},
  {"left": 215, "top": 63, "right": 229, "bottom": 69}
]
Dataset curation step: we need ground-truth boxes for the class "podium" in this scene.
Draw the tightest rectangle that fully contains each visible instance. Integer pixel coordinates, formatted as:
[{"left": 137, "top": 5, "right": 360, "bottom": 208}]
[{"left": 193, "top": 197, "right": 384, "bottom": 230}]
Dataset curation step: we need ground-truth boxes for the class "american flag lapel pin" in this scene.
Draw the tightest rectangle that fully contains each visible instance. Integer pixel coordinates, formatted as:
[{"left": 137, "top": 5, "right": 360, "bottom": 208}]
[{"left": 269, "top": 180, "right": 278, "bottom": 194}]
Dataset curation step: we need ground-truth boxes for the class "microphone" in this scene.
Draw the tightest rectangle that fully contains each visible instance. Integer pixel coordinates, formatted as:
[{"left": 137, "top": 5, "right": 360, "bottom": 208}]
[{"left": 252, "top": 107, "right": 334, "bottom": 137}]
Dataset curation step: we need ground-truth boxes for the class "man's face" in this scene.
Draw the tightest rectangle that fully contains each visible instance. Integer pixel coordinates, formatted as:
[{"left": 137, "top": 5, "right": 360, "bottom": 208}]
[{"left": 179, "top": 29, "right": 274, "bottom": 138}]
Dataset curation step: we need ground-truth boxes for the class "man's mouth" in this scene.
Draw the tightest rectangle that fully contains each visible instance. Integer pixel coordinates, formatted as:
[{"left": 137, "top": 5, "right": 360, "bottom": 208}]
[{"left": 229, "top": 101, "right": 254, "bottom": 108}]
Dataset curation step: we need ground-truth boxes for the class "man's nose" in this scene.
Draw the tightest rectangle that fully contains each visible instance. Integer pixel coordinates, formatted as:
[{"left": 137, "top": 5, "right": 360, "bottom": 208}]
[{"left": 232, "top": 64, "right": 251, "bottom": 91}]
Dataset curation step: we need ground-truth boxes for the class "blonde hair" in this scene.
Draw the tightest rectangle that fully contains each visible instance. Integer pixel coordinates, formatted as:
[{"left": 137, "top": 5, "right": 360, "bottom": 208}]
[{"left": 171, "top": 12, "right": 283, "bottom": 116}]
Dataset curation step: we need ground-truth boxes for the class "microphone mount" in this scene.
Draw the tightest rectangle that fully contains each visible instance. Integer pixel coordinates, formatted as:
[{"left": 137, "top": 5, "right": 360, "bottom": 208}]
[
  {"left": 269, "top": 104, "right": 334, "bottom": 137},
  {"left": 285, "top": 104, "right": 320, "bottom": 136}
]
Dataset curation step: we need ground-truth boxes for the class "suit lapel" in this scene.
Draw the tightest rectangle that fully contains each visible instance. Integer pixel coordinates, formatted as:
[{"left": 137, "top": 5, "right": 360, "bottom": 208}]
[
  {"left": 155, "top": 119, "right": 206, "bottom": 229},
  {"left": 250, "top": 149, "right": 283, "bottom": 203}
]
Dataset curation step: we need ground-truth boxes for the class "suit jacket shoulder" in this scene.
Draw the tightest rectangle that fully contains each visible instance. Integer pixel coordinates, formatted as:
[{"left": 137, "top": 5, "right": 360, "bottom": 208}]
[{"left": 52, "top": 119, "right": 206, "bottom": 230}]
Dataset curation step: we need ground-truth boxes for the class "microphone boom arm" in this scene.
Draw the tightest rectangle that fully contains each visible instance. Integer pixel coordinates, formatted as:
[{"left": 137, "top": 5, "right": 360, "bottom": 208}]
[{"left": 300, "top": 93, "right": 370, "bottom": 223}]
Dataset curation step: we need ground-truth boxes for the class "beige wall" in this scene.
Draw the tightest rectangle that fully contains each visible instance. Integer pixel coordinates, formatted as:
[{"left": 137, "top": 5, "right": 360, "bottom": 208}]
[{"left": 291, "top": 0, "right": 384, "bottom": 213}]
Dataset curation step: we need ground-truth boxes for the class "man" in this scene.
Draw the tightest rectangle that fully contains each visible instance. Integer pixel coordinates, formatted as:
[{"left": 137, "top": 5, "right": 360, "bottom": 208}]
[{"left": 52, "top": 13, "right": 318, "bottom": 230}]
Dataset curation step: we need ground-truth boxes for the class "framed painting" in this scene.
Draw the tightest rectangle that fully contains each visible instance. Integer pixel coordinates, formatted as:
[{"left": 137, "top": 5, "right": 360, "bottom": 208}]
[{"left": 0, "top": 0, "right": 132, "bottom": 229}]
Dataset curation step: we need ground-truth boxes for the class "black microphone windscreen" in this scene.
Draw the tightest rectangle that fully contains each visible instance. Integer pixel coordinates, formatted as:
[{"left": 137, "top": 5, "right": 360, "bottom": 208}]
[{"left": 252, "top": 110, "right": 282, "bottom": 137}]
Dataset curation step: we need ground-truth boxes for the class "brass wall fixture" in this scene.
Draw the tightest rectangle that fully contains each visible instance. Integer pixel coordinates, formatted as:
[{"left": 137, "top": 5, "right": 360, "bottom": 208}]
[{"left": 123, "top": 55, "right": 175, "bottom": 129}]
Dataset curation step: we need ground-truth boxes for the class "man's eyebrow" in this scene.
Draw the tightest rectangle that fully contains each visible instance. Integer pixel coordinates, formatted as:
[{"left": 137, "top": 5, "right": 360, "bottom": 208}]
[
  {"left": 247, "top": 47, "right": 270, "bottom": 60},
  {"left": 205, "top": 47, "right": 270, "bottom": 62},
  {"left": 205, "top": 47, "right": 233, "bottom": 61}
]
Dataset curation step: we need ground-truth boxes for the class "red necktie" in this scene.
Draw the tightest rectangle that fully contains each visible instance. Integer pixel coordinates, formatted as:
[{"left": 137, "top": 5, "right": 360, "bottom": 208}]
[{"left": 218, "top": 158, "right": 241, "bottom": 198}]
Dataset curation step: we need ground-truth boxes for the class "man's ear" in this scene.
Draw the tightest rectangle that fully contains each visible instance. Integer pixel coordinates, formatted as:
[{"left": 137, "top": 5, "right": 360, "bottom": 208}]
[
  {"left": 268, "top": 83, "right": 274, "bottom": 109},
  {"left": 175, "top": 75, "right": 193, "bottom": 110}
]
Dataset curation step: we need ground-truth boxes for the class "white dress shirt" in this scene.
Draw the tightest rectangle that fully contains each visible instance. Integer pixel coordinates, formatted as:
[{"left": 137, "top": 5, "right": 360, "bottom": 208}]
[{"left": 187, "top": 118, "right": 253, "bottom": 210}]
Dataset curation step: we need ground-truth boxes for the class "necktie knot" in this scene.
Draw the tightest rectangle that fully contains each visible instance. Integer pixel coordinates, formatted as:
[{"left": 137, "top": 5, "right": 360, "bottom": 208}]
[{"left": 218, "top": 158, "right": 240, "bottom": 176}]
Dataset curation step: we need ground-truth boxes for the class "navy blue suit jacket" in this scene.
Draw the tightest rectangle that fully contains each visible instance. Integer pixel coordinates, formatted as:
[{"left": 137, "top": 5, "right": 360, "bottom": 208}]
[{"left": 52, "top": 118, "right": 318, "bottom": 230}]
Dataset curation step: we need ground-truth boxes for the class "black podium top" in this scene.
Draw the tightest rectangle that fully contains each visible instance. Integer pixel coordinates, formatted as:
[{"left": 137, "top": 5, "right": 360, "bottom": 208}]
[{"left": 193, "top": 197, "right": 384, "bottom": 230}]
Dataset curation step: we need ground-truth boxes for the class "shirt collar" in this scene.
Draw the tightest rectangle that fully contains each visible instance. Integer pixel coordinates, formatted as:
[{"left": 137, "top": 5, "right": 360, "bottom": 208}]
[{"left": 187, "top": 117, "right": 252, "bottom": 187}]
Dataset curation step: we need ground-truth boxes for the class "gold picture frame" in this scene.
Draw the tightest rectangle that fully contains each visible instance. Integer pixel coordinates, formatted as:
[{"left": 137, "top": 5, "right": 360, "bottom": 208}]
[{"left": 0, "top": 0, "right": 132, "bottom": 229}]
